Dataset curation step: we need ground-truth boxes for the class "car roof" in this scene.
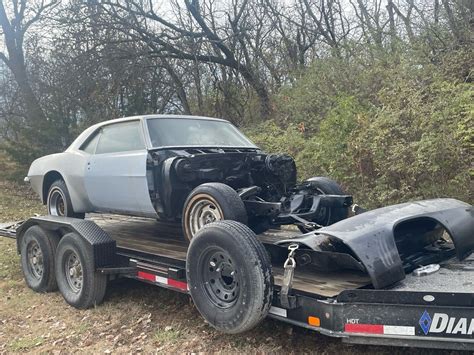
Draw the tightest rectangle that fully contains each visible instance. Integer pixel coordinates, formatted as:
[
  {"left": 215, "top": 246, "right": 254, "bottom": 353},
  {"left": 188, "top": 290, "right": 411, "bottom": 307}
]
[
  {"left": 67, "top": 114, "right": 231, "bottom": 151},
  {"left": 144, "top": 114, "right": 229, "bottom": 122},
  {"left": 94, "top": 114, "right": 229, "bottom": 128}
]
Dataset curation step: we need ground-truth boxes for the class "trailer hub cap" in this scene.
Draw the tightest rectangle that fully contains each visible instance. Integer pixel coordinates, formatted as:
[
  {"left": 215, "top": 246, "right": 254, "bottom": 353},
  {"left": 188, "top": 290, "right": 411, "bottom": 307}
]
[
  {"left": 64, "top": 251, "right": 83, "bottom": 293},
  {"left": 202, "top": 249, "right": 239, "bottom": 308},
  {"left": 27, "top": 240, "right": 43, "bottom": 279}
]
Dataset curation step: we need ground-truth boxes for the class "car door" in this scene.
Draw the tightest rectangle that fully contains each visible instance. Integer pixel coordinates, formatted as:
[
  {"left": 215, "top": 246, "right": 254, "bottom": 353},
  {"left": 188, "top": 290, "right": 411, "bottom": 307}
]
[{"left": 83, "top": 120, "right": 157, "bottom": 217}]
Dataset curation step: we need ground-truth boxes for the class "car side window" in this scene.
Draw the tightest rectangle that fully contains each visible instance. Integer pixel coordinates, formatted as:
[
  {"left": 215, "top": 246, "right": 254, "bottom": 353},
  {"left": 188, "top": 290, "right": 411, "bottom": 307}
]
[
  {"left": 81, "top": 131, "right": 101, "bottom": 154},
  {"left": 95, "top": 121, "right": 145, "bottom": 154}
]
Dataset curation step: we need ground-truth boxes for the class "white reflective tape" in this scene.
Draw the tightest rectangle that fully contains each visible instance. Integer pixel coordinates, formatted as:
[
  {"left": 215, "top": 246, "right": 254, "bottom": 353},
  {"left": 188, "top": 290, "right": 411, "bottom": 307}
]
[
  {"left": 269, "top": 306, "right": 287, "bottom": 318},
  {"left": 155, "top": 275, "right": 168, "bottom": 285},
  {"left": 383, "top": 325, "right": 415, "bottom": 336}
]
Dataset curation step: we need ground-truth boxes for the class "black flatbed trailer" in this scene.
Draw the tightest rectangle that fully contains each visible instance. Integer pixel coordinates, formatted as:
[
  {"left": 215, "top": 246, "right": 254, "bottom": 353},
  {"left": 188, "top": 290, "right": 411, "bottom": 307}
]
[{"left": 2, "top": 214, "right": 474, "bottom": 351}]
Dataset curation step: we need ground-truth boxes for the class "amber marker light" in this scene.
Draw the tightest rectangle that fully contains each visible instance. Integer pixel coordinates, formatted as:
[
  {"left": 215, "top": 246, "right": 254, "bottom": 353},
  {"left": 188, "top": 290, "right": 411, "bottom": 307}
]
[{"left": 308, "top": 316, "right": 321, "bottom": 327}]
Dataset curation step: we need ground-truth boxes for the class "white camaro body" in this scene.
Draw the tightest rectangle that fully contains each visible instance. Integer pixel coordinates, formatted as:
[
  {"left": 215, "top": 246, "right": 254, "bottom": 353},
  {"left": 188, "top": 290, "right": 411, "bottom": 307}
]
[
  {"left": 27, "top": 114, "right": 248, "bottom": 218},
  {"left": 27, "top": 116, "right": 158, "bottom": 217}
]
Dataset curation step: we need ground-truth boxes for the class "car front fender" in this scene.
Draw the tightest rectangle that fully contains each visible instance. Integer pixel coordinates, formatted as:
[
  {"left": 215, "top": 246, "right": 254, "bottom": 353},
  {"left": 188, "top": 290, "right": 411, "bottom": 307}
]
[{"left": 276, "top": 198, "right": 474, "bottom": 289}]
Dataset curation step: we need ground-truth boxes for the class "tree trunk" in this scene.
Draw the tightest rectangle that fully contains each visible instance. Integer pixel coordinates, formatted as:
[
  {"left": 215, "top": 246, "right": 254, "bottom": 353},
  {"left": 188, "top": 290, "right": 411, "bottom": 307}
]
[
  {"left": 7, "top": 57, "right": 46, "bottom": 123},
  {"left": 239, "top": 67, "right": 271, "bottom": 119},
  {"left": 0, "top": 2, "right": 46, "bottom": 124},
  {"left": 162, "top": 59, "right": 192, "bottom": 115}
]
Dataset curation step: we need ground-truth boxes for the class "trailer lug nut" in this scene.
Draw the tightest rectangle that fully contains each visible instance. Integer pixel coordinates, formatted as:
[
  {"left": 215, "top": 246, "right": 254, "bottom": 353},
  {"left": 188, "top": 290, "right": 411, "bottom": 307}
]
[{"left": 210, "top": 261, "right": 216, "bottom": 267}]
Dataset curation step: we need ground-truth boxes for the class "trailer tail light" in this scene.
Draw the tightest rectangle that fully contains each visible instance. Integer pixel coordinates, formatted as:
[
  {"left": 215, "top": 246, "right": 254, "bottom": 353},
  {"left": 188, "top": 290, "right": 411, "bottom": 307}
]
[{"left": 308, "top": 316, "right": 320, "bottom": 327}]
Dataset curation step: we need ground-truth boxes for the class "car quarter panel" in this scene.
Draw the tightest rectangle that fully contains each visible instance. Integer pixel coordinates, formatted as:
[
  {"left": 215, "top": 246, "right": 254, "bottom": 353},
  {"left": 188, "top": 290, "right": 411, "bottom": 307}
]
[{"left": 27, "top": 151, "right": 92, "bottom": 212}]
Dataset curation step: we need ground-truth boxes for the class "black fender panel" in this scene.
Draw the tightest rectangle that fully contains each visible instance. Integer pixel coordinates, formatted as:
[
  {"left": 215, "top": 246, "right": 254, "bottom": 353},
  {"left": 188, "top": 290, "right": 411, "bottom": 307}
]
[
  {"left": 16, "top": 216, "right": 116, "bottom": 268},
  {"left": 277, "top": 198, "right": 474, "bottom": 289}
]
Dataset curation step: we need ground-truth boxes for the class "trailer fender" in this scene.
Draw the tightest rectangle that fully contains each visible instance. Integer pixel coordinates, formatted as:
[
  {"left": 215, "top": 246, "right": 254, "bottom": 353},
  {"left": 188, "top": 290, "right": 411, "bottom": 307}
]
[{"left": 16, "top": 216, "right": 116, "bottom": 268}]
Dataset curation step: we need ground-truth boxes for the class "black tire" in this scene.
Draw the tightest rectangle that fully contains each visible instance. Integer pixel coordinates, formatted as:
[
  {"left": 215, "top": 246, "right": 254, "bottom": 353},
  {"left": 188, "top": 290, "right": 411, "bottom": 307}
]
[
  {"left": 182, "top": 183, "right": 247, "bottom": 241},
  {"left": 19, "top": 225, "right": 60, "bottom": 293},
  {"left": 47, "top": 180, "right": 85, "bottom": 219},
  {"left": 55, "top": 233, "right": 107, "bottom": 309},
  {"left": 305, "top": 176, "right": 349, "bottom": 227},
  {"left": 187, "top": 221, "right": 273, "bottom": 334}
]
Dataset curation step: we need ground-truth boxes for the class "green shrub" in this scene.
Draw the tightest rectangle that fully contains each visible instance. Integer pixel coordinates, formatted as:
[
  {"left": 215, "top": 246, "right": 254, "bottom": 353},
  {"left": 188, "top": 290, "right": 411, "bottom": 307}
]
[{"left": 248, "top": 51, "right": 473, "bottom": 208}]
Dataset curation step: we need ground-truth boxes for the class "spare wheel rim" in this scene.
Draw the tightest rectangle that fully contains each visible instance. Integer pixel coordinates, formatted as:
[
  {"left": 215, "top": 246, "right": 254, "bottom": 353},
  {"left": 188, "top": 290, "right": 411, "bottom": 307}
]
[{"left": 201, "top": 247, "right": 240, "bottom": 309}]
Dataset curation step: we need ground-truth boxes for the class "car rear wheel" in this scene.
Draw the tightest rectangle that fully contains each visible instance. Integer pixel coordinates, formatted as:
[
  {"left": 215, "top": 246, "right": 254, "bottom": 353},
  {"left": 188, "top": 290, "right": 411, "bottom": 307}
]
[
  {"left": 182, "top": 183, "right": 247, "bottom": 241},
  {"left": 47, "top": 180, "right": 85, "bottom": 219}
]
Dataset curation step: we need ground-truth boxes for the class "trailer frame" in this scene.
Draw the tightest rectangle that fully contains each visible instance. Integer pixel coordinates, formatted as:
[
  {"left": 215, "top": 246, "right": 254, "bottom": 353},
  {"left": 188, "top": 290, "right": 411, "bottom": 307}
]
[{"left": 2, "top": 215, "right": 474, "bottom": 351}]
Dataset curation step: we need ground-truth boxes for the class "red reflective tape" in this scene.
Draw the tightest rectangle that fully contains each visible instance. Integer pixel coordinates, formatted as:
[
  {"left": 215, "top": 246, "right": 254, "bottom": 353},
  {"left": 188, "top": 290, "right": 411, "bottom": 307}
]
[
  {"left": 137, "top": 271, "right": 156, "bottom": 282},
  {"left": 137, "top": 272, "right": 188, "bottom": 291},
  {"left": 345, "top": 324, "right": 384, "bottom": 334},
  {"left": 168, "top": 278, "right": 188, "bottom": 291}
]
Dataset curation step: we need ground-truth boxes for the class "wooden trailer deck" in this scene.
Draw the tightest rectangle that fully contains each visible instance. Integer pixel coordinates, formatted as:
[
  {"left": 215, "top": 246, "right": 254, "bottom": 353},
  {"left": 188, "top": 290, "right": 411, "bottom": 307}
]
[{"left": 91, "top": 214, "right": 371, "bottom": 297}]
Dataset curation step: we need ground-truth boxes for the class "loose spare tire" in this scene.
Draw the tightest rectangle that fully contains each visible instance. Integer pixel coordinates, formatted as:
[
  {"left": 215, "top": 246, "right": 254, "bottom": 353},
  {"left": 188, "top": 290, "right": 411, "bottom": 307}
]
[{"left": 186, "top": 221, "right": 273, "bottom": 334}]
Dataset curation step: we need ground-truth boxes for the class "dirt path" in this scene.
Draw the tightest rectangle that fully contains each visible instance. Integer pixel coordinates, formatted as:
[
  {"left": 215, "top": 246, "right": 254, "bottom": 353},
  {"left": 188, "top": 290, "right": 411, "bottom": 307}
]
[{"left": 0, "top": 181, "right": 456, "bottom": 353}]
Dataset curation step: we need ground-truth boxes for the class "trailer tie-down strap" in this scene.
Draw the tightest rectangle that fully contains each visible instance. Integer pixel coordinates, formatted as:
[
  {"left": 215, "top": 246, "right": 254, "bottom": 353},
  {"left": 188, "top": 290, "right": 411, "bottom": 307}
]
[{"left": 280, "top": 243, "right": 299, "bottom": 309}]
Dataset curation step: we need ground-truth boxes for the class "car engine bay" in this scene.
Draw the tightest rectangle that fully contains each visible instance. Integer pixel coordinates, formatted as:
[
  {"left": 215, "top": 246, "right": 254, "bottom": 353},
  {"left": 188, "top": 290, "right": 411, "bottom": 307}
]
[{"left": 146, "top": 148, "right": 350, "bottom": 229}]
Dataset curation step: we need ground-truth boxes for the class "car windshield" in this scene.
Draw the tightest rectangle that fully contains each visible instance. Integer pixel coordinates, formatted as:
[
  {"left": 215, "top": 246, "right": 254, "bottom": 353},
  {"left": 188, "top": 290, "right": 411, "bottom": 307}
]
[{"left": 146, "top": 118, "right": 256, "bottom": 148}]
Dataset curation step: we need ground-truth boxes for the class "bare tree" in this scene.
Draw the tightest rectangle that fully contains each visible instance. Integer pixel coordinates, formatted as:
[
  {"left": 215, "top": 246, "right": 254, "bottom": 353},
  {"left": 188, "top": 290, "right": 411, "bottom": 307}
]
[
  {"left": 98, "top": 0, "right": 272, "bottom": 117},
  {"left": 0, "top": 0, "right": 58, "bottom": 123}
]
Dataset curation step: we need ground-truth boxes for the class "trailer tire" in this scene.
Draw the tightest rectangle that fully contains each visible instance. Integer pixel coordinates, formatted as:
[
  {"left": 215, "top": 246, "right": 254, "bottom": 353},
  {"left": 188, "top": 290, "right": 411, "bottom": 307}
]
[
  {"left": 187, "top": 221, "right": 272, "bottom": 334},
  {"left": 20, "top": 225, "right": 60, "bottom": 293},
  {"left": 182, "top": 183, "right": 247, "bottom": 241},
  {"left": 305, "top": 176, "right": 349, "bottom": 227},
  {"left": 55, "top": 233, "right": 107, "bottom": 309},
  {"left": 47, "top": 180, "right": 85, "bottom": 219}
]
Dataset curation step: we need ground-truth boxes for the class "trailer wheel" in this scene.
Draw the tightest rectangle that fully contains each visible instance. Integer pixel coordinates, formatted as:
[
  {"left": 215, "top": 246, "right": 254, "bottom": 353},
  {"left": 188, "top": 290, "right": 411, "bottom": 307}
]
[
  {"left": 182, "top": 183, "right": 247, "bottom": 241},
  {"left": 47, "top": 180, "right": 85, "bottom": 219},
  {"left": 55, "top": 233, "right": 107, "bottom": 309},
  {"left": 304, "top": 176, "right": 349, "bottom": 229},
  {"left": 20, "top": 225, "right": 60, "bottom": 292},
  {"left": 187, "top": 221, "right": 272, "bottom": 334}
]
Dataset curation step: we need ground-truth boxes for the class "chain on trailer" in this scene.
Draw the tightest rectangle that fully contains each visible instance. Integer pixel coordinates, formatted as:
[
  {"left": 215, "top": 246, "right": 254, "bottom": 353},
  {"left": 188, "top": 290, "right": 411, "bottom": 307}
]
[{"left": 280, "top": 243, "right": 299, "bottom": 309}]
